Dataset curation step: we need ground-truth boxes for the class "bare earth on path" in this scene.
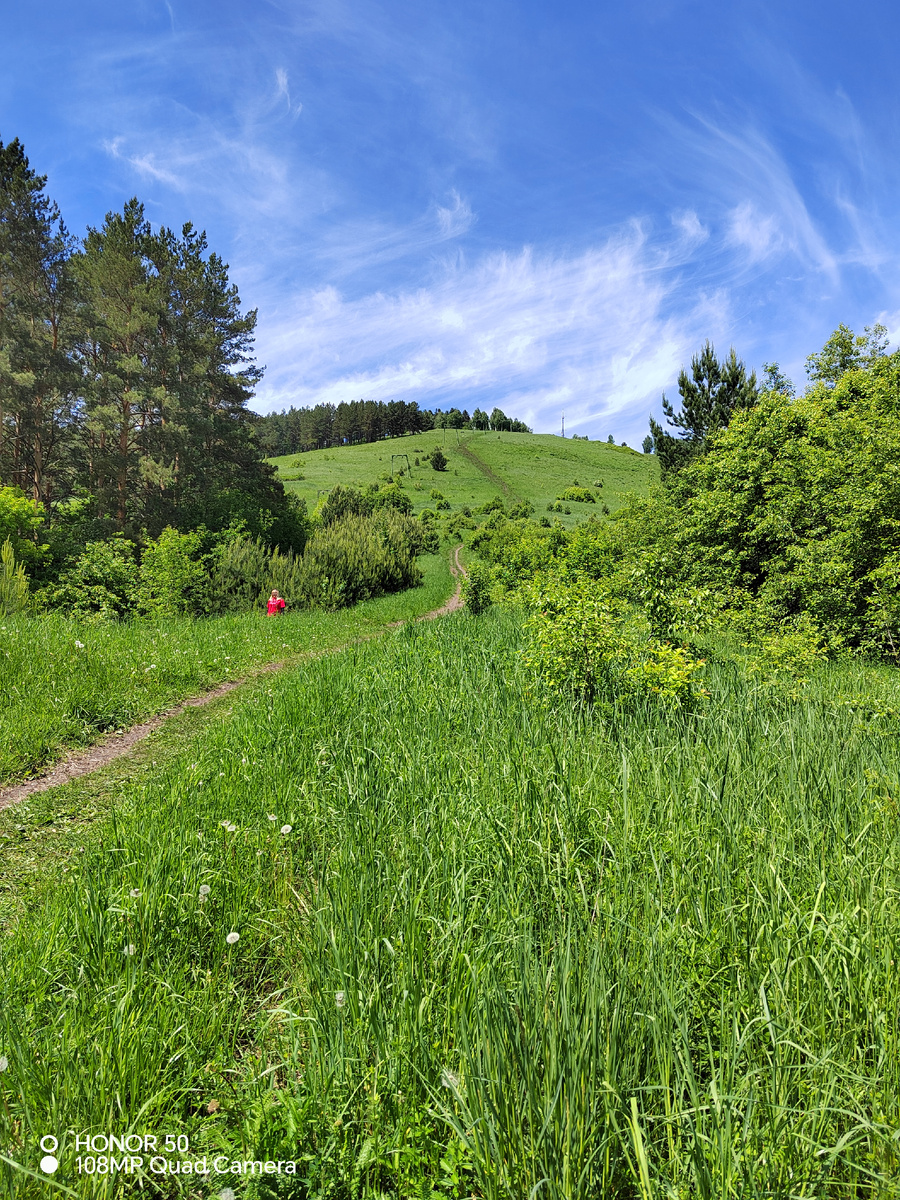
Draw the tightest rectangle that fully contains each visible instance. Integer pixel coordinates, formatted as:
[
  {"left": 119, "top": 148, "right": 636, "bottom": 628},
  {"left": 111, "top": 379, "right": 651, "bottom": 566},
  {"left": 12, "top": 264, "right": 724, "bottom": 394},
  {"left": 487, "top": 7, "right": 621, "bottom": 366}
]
[{"left": 0, "top": 546, "right": 466, "bottom": 810}]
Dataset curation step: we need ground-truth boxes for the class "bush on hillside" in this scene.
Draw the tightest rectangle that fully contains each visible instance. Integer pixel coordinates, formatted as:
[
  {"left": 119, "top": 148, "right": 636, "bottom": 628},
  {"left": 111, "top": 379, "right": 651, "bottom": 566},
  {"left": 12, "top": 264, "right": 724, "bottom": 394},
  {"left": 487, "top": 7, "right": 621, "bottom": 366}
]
[
  {"left": 521, "top": 577, "right": 707, "bottom": 706},
  {"left": 430, "top": 447, "right": 448, "bottom": 471},
  {"left": 557, "top": 486, "right": 595, "bottom": 503},
  {"left": 294, "top": 511, "right": 422, "bottom": 610},
  {"left": 461, "top": 561, "right": 494, "bottom": 615}
]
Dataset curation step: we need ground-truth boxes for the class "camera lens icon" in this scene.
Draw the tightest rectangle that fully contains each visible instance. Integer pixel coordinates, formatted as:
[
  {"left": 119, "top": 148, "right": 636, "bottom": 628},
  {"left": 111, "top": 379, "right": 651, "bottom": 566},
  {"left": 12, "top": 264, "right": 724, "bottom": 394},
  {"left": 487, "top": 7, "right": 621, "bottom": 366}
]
[{"left": 39, "top": 1137, "right": 59, "bottom": 1173}]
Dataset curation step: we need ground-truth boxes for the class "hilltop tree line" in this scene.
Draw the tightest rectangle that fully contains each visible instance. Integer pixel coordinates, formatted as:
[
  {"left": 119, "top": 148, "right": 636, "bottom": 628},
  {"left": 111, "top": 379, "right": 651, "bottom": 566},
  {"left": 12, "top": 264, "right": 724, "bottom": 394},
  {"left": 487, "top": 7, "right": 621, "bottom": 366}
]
[
  {"left": 255, "top": 401, "right": 531, "bottom": 456},
  {"left": 0, "top": 136, "right": 297, "bottom": 548}
]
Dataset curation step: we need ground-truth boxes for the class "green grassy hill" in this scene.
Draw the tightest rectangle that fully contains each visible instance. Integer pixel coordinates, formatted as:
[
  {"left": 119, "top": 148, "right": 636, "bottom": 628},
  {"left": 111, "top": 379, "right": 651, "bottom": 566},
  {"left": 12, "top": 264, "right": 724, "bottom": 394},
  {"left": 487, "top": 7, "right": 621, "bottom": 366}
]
[{"left": 269, "top": 431, "right": 658, "bottom": 525}]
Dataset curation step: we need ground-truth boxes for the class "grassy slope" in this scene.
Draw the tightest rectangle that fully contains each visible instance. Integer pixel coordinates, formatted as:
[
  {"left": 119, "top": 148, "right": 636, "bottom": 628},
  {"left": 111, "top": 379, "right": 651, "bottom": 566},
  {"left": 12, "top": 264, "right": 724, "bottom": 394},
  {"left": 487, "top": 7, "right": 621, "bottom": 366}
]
[
  {"left": 0, "top": 551, "right": 452, "bottom": 786},
  {"left": 270, "top": 431, "right": 658, "bottom": 527},
  {"left": 1, "top": 612, "right": 897, "bottom": 1197}
]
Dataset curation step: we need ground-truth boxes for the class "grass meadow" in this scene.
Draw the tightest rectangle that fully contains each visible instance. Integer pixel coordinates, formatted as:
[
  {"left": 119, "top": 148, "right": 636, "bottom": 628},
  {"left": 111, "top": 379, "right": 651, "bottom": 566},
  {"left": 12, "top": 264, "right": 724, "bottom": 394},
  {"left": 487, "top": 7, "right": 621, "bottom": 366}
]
[
  {"left": 0, "top": 552, "right": 453, "bottom": 787},
  {"left": 1, "top": 609, "right": 897, "bottom": 1198},
  {"left": 268, "top": 432, "right": 658, "bottom": 527}
]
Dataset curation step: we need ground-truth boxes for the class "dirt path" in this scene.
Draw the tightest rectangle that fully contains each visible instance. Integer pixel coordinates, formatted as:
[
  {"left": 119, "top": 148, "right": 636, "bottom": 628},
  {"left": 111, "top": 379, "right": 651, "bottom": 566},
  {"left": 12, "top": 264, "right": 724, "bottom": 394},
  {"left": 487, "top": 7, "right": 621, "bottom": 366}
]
[
  {"left": 0, "top": 546, "right": 467, "bottom": 810},
  {"left": 456, "top": 437, "right": 521, "bottom": 502}
]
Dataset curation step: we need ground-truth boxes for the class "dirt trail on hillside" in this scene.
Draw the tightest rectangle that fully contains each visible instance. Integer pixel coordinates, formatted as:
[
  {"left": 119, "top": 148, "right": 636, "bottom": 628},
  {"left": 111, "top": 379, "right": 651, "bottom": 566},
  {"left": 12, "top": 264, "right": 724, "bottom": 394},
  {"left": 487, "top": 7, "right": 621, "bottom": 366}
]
[
  {"left": 456, "top": 437, "right": 520, "bottom": 502},
  {"left": 0, "top": 546, "right": 467, "bottom": 810}
]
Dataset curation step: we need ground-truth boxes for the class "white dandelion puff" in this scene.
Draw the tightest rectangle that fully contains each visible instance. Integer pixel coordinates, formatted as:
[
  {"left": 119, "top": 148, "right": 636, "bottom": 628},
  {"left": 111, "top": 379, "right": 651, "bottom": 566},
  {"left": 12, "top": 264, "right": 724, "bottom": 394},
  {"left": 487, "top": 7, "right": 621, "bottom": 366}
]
[
  {"left": 144, "top": 664, "right": 156, "bottom": 672},
  {"left": 0, "top": 1055, "right": 8, "bottom": 1071},
  {"left": 74, "top": 640, "right": 84, "bottom": 649},
  {"left": 335, "top": 991, "right": 346, "bottom": 1009},
  {"left": 199, "top": 885, "right": 211, "bottom": 896},
  {"left": 129, "top": 888, "right": 142, "bottom": 898},
  {"left": 220, "top": 1188, "right": 237, "bottom": 1200},
  {"left": 124, "top": 944, "right": 136, "bottom": 957},
  {"left": 280, "top": 824, "right": 292, "bottom": 835},
  {"left": 225, "top": 931, "right": 240, "bottom": 945},
  {"left": 267, "top": 814, "right": 277, "bottom": 822},
  {"left": 440, "top": 1067, "right": 459, "bottom": 1091}
]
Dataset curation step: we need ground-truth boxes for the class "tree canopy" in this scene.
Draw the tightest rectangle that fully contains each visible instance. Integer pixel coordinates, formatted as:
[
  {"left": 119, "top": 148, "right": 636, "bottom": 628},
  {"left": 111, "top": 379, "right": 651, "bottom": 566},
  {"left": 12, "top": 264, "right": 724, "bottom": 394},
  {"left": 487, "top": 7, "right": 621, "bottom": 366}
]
[
  {"left": 649, "top": 341, "right": 758, "bottom": 478},
  {"left": 0, "top": 136, "right": 292, "bottom": 546}
]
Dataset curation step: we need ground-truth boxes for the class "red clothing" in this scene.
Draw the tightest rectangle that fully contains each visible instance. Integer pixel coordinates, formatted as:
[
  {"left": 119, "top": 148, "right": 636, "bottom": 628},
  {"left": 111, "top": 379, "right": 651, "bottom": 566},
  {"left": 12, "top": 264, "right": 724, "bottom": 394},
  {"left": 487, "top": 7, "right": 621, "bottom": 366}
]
[{"left": 267, "top": 597, "right": 286, "bottom": 615}]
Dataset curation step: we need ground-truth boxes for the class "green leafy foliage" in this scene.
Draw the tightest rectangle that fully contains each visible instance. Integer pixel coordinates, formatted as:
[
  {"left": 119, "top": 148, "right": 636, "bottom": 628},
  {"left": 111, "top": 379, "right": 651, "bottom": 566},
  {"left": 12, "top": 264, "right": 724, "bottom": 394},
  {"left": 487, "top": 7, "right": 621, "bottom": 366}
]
[
  {"left": 521, "top": 577, "right": 707, "bottom": 706},
  {"left": 556, "top": 485, "right": 595, "bottom": 503},
  {"left": 136, "top": 526, "right": 208, "bottom": 617},
  {"left": 430, "top": 446, "right": 448, "bottom": 471},
  {"left": 0, "top": 486, "right": 47, "bottom": 568},
  {"left": 668, "top": 353, "right": 900, "bottom": 651},
  {"left": 461, "top": 561, "right": 494, "bottom": 614},
  {"left": 38, "top": 535, "right": 139, "bottom": 619}
]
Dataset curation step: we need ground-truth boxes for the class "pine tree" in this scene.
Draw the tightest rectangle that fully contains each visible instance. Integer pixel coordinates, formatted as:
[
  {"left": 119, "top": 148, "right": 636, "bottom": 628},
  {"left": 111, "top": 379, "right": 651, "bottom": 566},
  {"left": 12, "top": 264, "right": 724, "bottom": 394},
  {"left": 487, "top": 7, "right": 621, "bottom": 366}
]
[
  {"left": 649, "top": 342, "right": 757, "bottom": 479},
  {"left": 73, "top": 199, "right": 163, "bottom": 529},
  {"left": 0, "top": 137, "right": 80, "bottom": 509}
]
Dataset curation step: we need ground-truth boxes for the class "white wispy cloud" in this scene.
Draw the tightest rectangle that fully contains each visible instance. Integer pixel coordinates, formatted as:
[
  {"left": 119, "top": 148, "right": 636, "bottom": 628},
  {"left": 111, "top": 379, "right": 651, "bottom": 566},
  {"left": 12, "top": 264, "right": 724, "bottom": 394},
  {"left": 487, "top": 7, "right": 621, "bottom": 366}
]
[{"left": 253, "top": 220, "right": 728, "bottom": 435}]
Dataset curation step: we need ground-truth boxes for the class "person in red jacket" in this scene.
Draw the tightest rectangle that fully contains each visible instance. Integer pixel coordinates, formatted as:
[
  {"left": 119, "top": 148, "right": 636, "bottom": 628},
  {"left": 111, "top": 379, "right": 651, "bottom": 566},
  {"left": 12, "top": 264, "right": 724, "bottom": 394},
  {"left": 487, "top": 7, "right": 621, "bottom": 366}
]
[{"left": 267, "top": 589, "right": 286, "bottom": 616}]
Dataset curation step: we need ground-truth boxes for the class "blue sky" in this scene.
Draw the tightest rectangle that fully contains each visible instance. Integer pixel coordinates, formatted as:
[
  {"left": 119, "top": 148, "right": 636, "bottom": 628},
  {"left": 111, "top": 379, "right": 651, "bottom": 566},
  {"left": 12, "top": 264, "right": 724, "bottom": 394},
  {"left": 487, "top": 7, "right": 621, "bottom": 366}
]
[{"left": 3, "top": 0, "right": 899, "bottom": 443}]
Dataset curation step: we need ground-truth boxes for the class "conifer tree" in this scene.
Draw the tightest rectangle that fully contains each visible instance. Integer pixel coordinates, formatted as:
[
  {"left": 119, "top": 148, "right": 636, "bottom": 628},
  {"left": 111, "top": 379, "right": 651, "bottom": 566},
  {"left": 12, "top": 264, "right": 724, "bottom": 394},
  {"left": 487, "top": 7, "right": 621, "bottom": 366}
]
[
  {"left": 0, "top": 137, "right": 80, "bottom": 508},
  {"left": 649, "top": 341, "right": 757, "bottom": 479}
]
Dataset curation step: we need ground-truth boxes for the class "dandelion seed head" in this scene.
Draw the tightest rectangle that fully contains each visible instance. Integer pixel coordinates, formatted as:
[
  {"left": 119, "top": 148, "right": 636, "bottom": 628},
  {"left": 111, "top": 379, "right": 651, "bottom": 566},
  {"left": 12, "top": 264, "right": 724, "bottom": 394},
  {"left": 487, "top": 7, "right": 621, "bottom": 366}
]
[
  {"left": 219, "top": 1188, "right": 236, "bottom": 1200},
  {"left": 74, "top": 640, "right": 84, "bottom": 649},
  {"left": 440, "top": 1067, "right": 459, "bottom": 1091},
  {"left": 129, "top": 888, "right": 142, "bottom": 898},
  {"left": 267, "top": 814, "right": 277, "bottom": 822},
  {"left": 280, "top": 824, "right": 292, "bottom": 835},
  {"left": 0, "top": 1056, "right": 8, "bottom": 1072},
  {"left": 335, "top": 991, "right": 346, "bottom": 1009},
  {"left": 124, "top": 944, "right": 136, "bottom": 957},
  {"left": 226, "top": 931, "right": 240, "bottom": 945},
  {"left": 199, "top": 884, "right": 211, "bottom": 896}
]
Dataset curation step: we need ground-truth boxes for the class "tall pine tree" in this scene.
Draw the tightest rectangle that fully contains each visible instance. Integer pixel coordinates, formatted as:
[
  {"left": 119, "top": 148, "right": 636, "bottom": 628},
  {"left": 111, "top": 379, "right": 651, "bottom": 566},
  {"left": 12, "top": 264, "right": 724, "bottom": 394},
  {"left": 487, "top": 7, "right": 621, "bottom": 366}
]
[
  {"left": 0, "top": 137, "right": 80, "bottom": 509},
  {"left": 649, "top": 342, "right": 758, "bottom": 478}
]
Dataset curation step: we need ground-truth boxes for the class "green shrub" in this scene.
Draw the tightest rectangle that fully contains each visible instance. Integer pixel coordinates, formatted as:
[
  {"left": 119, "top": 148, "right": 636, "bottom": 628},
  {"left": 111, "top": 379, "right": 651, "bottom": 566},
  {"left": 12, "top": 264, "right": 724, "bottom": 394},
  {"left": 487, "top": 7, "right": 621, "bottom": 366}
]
[
  {"left": 556, "top": 487, "right": 600, "bottom": 501},
  {"left": 480, "top": 496, "right": 505, "bottom": 515},
  {"left": 430, "top": 447, "right": 448, "bottom": 471},
  {"left": 294, "top": 512, "right": 421, "bottom": 609},
  {"left": 521, "top": 577, "right": 707, "bottom": 706},
  {"left": 39, "top": 536, "right": 139, "bottom": 619},
  {"left": 208, "top": 533, "right": 304, "bottom": 614},
  {"left": 137, "top": 527, "right": 208, "bottom": 617},
  {"left": 316, "top": 484, "right": 369, "bottom": 527},
  {"left": 436, "top": 497, "right": 451, "bottom": 511},
  {"left": 367, "top": 483, "right": 412, "bottom": 515},
  {"left": 0, "top": 485, "right": 48, "bottom": 570},
  {"left": 461, "top": 561, "right": 494, "bottom": 614},
  {"left": 0, "top": 538, "right": 29, "bottom": 616},
  {"left": 430, "top": 489, "right": 445, "bottom": 501}
]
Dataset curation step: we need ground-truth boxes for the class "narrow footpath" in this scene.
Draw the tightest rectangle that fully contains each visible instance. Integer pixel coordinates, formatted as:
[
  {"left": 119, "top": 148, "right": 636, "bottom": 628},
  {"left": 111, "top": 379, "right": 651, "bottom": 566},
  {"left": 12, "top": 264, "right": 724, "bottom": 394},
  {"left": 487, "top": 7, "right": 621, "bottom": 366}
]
[{"left": 0, "top": 545, "right": 466, "bottom": 810}]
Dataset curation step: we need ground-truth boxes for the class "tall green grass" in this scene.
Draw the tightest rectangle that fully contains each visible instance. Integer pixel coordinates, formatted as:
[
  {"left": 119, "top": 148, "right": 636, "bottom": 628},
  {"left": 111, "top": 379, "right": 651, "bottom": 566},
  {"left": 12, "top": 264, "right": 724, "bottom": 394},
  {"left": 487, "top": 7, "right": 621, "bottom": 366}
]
[
  {"left": 1, "top": 611, "right": 897, "bottom": 1197},
  {"left": 0, "top": 551, "right": 452, "bottom": 785}
]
